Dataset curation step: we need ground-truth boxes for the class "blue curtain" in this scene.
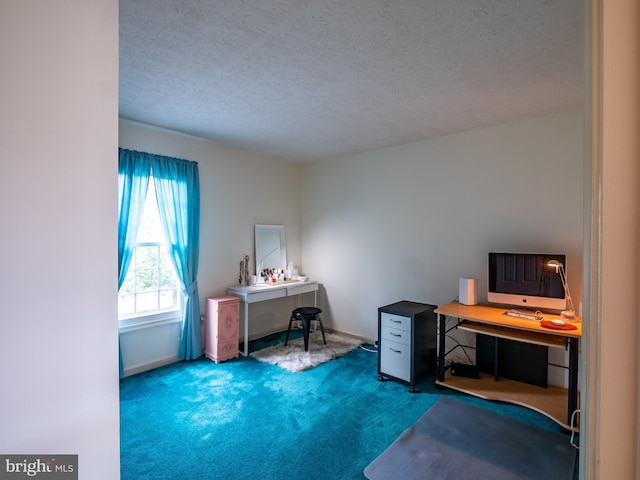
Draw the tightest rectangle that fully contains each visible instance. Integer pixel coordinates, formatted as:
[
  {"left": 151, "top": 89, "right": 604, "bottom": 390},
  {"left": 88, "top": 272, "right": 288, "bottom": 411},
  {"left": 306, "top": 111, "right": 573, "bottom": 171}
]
[
  {"left": 117, "top": 149, "right": 152, "bottom": 377},
  {"left": 151, "top": 156, "right": 202, "bottom": 361}
]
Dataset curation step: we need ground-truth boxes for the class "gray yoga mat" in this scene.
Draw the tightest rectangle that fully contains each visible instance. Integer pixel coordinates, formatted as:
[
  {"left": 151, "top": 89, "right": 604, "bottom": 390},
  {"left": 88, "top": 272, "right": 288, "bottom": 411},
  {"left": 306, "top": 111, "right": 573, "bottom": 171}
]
[{"left": 364, "top": 397, "right": 576, "bottom": 480}]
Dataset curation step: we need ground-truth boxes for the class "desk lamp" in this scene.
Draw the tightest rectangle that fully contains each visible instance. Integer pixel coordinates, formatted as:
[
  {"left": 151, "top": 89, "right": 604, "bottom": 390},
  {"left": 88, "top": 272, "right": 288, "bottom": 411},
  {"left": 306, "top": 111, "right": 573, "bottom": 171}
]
[{"left": 547, "top": 260, "right": 576, "bottom": 320}]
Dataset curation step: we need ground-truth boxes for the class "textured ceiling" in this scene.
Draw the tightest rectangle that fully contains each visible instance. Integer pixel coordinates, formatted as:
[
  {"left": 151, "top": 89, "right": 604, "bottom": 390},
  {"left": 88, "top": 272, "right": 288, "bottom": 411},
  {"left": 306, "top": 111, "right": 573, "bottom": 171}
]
[{"left": 119, "top": 0, "right": 584, "bottom": 163}]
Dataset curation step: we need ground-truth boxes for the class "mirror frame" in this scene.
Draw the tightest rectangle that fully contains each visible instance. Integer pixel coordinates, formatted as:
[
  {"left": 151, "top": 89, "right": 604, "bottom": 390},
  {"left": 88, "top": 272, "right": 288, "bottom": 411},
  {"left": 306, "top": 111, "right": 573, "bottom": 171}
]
[{"left": 254, "top": 224, "right": 286, "bottom": 274}]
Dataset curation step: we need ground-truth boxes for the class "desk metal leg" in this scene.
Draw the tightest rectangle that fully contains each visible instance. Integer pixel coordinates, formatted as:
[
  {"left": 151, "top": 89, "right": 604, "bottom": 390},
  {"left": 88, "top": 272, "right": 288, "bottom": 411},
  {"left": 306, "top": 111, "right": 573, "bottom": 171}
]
[
  {"left": 567, "top": 338, "right": 579, "bottom": 425},
  {"left": 437, "top": 313, "right": 446, "bottom": 382},
  {"left": 494, "top": 338, "right": 500, "bottom": 381}
]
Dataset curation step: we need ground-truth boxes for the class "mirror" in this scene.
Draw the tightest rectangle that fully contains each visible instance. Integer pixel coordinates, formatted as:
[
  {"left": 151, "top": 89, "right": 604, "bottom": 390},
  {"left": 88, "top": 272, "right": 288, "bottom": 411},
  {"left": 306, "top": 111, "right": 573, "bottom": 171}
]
[{"left": 255, "top": 224, "right": 286, "bottom": 274}]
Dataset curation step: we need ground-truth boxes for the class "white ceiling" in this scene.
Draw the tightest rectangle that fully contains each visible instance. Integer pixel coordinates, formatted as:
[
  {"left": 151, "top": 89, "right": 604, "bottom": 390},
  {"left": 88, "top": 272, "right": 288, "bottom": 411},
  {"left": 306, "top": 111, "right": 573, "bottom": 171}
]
[{"left": 119, "top": 0, "right": 584, "bottom": 163}]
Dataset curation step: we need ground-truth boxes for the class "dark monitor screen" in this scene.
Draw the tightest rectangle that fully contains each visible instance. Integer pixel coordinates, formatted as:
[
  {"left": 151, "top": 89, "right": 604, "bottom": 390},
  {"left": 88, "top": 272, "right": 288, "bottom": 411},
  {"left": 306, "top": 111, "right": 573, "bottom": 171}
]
[{"left": 488, "top": 252, "right": 566, "bottom": 310}]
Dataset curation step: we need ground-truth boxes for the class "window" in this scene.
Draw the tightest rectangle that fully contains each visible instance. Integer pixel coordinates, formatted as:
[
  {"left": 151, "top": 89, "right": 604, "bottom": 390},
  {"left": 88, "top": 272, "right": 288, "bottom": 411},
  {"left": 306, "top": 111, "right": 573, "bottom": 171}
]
[{"left": 118, "top": 178, "right": 182, "bottom": 320}]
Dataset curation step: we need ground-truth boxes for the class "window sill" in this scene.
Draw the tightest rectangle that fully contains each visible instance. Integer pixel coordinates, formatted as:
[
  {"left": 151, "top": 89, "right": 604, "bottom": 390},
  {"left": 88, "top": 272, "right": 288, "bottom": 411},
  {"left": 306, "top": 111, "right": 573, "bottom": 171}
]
[{"left": 119, "top": 311, "right": 183, "bottom": 333}]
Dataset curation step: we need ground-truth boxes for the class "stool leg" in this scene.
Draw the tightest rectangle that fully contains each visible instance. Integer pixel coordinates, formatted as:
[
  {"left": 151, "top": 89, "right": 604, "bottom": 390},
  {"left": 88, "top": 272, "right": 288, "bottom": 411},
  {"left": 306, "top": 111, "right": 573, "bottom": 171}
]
[
  {"left": 284, "top": 315, "right": 295, "bottom": 346},
  {"left": 301, "top": 316, "right": 310, "bottom": 351},
  {"left": 316, "top": 316, "right": 326, "bottom": 345}
]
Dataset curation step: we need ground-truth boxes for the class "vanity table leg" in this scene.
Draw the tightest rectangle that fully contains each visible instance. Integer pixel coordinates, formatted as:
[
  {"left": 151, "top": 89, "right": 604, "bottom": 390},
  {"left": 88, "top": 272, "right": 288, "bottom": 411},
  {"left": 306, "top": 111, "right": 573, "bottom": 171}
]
[{"left": 242, "top": 301, "right": 249, "bottom": 357}]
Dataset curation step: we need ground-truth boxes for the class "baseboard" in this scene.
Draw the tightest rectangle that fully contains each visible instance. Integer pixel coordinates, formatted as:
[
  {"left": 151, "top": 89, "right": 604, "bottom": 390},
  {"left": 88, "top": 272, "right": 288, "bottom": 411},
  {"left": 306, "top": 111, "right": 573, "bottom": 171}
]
[
  {"left": 324, "top": 328, "right": 375, "bottom": 345},
  {"left": 242, "top": 325, "right": 289, "bottom": 342},
  {"left": 123, "top": 328, "right": 373, "bottom": 378},
  {"left": 123, "top": 356, "right": 181, "bottom": 377},
  {"left": 243, "top": 325, "right": 374, "bottom": 346}
]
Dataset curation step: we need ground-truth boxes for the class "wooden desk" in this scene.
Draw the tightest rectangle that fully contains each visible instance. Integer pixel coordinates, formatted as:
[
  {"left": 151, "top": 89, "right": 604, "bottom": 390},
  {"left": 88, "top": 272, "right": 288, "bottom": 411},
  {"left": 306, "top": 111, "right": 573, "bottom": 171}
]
[
  {"left": 227, "top": 280, "right": 318, "bottom": 356},
  {"left": 435, "top": 302, "right": 581, "bottom": 430}
]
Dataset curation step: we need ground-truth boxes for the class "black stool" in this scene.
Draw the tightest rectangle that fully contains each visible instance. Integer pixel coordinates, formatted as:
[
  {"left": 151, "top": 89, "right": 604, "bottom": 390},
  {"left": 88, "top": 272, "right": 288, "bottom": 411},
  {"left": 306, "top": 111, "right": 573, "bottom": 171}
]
[{"left": 285, "top": 307, "right": 326, "bottom": 352}]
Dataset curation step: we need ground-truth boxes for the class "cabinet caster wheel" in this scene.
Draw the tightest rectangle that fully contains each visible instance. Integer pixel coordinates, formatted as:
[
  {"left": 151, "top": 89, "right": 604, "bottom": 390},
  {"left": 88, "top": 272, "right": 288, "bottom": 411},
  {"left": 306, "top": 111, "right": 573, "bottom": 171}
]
[
  {"left": 377, "top": 375, "right": 386, "bottom": 382},
  {"left": 409, "top": 386, "right": 417, "bottom": 393}
]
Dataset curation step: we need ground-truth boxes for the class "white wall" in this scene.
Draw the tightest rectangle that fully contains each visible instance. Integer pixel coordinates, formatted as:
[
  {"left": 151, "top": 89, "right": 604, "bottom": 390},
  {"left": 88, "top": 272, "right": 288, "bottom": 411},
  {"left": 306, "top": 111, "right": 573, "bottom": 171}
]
[
  {"left": 118, "top": 121, "right": 309, "bottom": 372},
  {"left": 0, "top": 1, "right": 120, "bottom": 478},
  {"left": 301, "top": 110, "right": 583, "bottom": 344},
  {"left": 119, "top": 111, "right": 584, "bottom": 378},
  {"left": 119, "top": 318, "right": 183, "bottom": 376}
]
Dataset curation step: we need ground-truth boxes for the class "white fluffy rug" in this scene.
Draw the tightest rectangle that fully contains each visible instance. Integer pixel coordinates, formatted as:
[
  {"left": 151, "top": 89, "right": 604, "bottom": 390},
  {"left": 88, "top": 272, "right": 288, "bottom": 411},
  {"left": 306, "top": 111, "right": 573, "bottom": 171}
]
[{"left": 250, "top": 331, "right": 363, "bottom": 373}]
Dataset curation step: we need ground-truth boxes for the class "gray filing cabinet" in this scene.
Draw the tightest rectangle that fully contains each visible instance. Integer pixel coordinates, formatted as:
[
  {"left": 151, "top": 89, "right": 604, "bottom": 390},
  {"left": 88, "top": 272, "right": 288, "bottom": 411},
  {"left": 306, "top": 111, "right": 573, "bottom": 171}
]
[{"left": 377, "top": 301, "right": 437, "bottom": 392}]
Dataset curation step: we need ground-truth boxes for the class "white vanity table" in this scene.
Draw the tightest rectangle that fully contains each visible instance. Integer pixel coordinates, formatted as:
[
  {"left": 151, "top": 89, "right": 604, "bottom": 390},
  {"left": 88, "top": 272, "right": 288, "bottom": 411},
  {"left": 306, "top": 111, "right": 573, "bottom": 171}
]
[{"left": 227, "top": 279, "right": 318, "bottom": 356}]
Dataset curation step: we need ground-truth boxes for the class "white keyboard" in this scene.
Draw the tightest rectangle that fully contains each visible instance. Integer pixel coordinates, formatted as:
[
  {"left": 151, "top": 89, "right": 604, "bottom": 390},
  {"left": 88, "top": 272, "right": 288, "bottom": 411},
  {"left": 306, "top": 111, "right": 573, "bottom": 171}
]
[{"left": 503, "top": 310, "right": 543, "bottom": 321}]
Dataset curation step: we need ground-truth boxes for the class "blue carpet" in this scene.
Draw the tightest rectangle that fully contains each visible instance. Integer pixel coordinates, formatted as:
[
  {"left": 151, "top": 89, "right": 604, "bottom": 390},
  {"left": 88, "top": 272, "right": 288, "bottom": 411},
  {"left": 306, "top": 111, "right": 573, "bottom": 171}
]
[{"left": 120, "top": 331, "right": 578, "bottom": 479}]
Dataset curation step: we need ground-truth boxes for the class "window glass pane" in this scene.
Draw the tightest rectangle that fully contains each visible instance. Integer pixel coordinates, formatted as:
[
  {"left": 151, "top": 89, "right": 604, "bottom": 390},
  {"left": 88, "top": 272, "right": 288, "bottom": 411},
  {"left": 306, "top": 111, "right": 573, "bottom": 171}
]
[
  {"left": 136, "top": 246, "right": 158, "bottom": 269},
  {"left": 136, "top": 267, "right": 158, "bottom": 293},
  {"left": 159, "top": 269, "right": 176, "bottom": 289},
  {"left": 118, "top": 294, "right": 135, "bottom": 317},
  {"left": 159, "top": 290, "right": 178, "bottom": 310},
  {"left": 137, "top": 179, "right": 163, "bottom": 243},
  {"left": 120, "top": 272, "right": 135, "bottom": 295},
  {"left": 159, "top": 248, "right": 173, "bottom": 269},
  {"left": 118, "top": 176, "right": 182, "bottom": 320},
  {"left": 136, "top": 291, "right": 159, "bottom": 314}
]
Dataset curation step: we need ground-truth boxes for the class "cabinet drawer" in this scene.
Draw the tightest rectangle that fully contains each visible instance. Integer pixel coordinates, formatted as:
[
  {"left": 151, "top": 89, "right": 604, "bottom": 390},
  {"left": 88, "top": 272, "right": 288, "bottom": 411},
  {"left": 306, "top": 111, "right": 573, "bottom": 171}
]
[
  {"left": 381, "top": 312, "right": 411, "bottom": 332},
  {"left": 286, "top": 281, "right": 317, "bottom": 296},
  {"left": 205, "top": 339, "right": 239, "bottom": 363},
  {"left": 217, "top": 339, "right": 239, "bottom": 358},
  {"left": 379, "top": 338, "right": 411, "bottom": 382},
  {"left": 381, "top": 325, "right": 411, "bottom": 346}
]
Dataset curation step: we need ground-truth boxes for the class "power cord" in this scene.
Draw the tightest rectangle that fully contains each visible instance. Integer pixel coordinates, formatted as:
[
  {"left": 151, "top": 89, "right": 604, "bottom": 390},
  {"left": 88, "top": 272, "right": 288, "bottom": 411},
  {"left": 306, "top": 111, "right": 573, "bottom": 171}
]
[
  {"left": 570, "top": 409, "right": 580, "bottom": 449},
  {"left": 438, "top": 313, "right": 475, "bottom": 366},
  {"left": 360, "top": 344, "right": 378, "bottom": 353},
  {"left": 444, "top": 336, "right": 475, "bottom": 365}
]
